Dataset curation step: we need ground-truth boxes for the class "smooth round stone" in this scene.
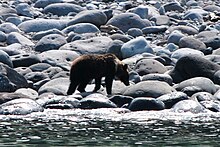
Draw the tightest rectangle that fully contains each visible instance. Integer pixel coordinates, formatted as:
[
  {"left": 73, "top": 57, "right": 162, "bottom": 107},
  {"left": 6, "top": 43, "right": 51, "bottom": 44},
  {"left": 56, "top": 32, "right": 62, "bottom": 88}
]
[
  {"left": 203, "top": 5, "right": 220, "bottom": 12},
  {"left": 0, "top": 98, "right": 44, "bottom": 115},
  {"left": 174, "top": 77, "right": 217, "bottom": 94},
  {"left": 171, "top": 48, "right": 204, "bottom": 60},
  {"left": 168, "top": 25, "right": 198, "bottom": 35},
  {"left": 38, "top": 77, "right": 69, "bottom": 95},
  {"left": 34, "top": 0, "right": 63, "bottom": 8},
  {"left": 79, "top": 93, "right": 117, "bottom": 109},
  {"left": 128, "top": 97, "right": 165, "bottom": 111},
  {"left": 196, "top": 31, "right": 220, "bottom": 50},
  {"left": 163, "top": 2, "right": 185, "bottom": 12},
  {"left": 0, "top": 22, "right": 20, "bottom": 33},
  {"left": 0, "top": 31, "right": 6, "bottom": 42},
  {"left": 18, "top": 19, "right": 68, "bottom": 33},
  {"left": 121, "top": 36, "right": 153, "bottom": 59},
  {"left": 183, "top": 11, "right": 203, "bottom": 23},
  {"left": 106, "top": 13, "right": 151, "bottom": 33},
  {"left": 165, "top": 43, "right": 179, "bottom": 52},
  {"left": 123, "top": 80, "right": 176, "bottom": 98},
  {"left": 0, "top": 43, "right": 23, "bottom": 56},
  {"left": 191, "top": 92, "right": 216, "bottom": 102},
  {"left": 112, "top": 80, "right": 130, "bottom": 95},
  {"left": 0, "top": 50, "right": 13, "bottom": 67},
  {"left": 33, "top": 78, "right": 50, "bottom": 91},
  {"left": 167, "top": 30, "right": 186, "bottom": 45},
  {"left": 127, "top": 28, "right": 143, "bottom": 37},
  {"left": 142, "top": 26, "right": 167, "bottom": 34},
  {"left": 0, "top": 92, "right": 31, "bottom": 104},
  {"left": 32, "top": 29, "right": 64, "bottom": 40},
  {"left": 181, "top": 86, "right": 204, "bottom": 97},
  {"left": 172, "top": 100, "right": 207, "bottom": 113},
  {"left": 157, "top": 92, "right": 188, "bottom": 109},
  {"left": 6, "top": 32, "right": 34, "bottom": 46},
  {"left": 24, "top": 71, "right": 49, "bottom": 83},
  {"left": 135, "top": 58, "right": 167, "bottom": 76},
  {"left": 200, "top": 100, "right": 220, "bottom": 112},
  {"left": 39, "top": 50, "right": 80, "bottom": 65},
  {"left": 35, "top": 34, "right": 67, "bottom": 52},
  {"left": 0, "top": 5, "right": 17, "bottom": 16},
  {"left": 16, "top": 3, "right": 33, "bottom": 17},
  {"left": 129, "top": 70, "right": 141, "bottom": 84},
  {"left": 59, "top": 36, "right": 113, "bottom": 55},
  {"left": 11, "top": 53, "right": 41, "bottom": 68},
  {"left": 150, "top": 15, "right": 170, "bottom": 26},
  {"left": 106, "top": 40, "right": 124, "bottom": 60},
  {"left": 0, "top": 63, "right": 29, "bottom": 92},
  {"left": 109, "top": 34, "right": 132, "bottom": 42},
  {"left": 178, "top": 36, "right": 207, "bottom": 53},
  {"left": 142, "top": 73, "right": 173, "bottom": 85},
  {"left": 62, "top": 23, "right": 100, "bottom": 34},
  {"left": 67, "top": 10, "right": 107, "bottom": 27},
  {"left": 43, "top": 3, "right": 84, "bottom": 16},
  {"left": 29, "top": 63, "right": 52, "bottom": 72},
  {"left": 14, "top": 67, "right": 32, "bottom": 76},
  {"left": 15, "top": 88, "right": 38, "bottom": 99},
  {"left": 51, "top": 71, "right": 69, "bottom": 79},
  {"left": 42, "top": 66, "right": 63, "bottom": 78},
  {"left": 109, "top": 95, "right": 133, "bottom": 107}
]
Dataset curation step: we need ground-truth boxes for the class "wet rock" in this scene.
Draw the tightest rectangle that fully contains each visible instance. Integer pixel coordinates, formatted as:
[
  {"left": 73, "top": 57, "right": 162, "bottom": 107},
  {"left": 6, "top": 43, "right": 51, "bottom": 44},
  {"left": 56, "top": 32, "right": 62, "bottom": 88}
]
[
  {"left": 124, "top": 80, "right": 176, "bottom": 98},
  {"left": 35, "top": 34, "right": 67, "bottom": 52},
  {"left": 200, "top": 100, "right": 220, "bottom": 112},
  {"left": 0, "top": 98, "right": 44, "bottom": 115},
  {"left": 79, "top": 93, "right": 117, "bottom": 109},
  {"left": 121, "top": 36, "right": 153, "bottom": 59},
  {"left": 11, "top": 53, "right": 41, "bottom": 68},
  {"left": 67, "top": 10, "right": 107, "bottom": 27},
  {"left": 157, "top": 91, "right": 188, "bottom": 109},
  {"left": 0, "top": 50, "right": 13, "bottom": 67},
  {"left": 106, "top": 13, "right": 151, "bottom": 33},
  {"left": 128, "top": 97, "right": 165, "bottom": 111},
  {"left": 7, "top": 32, "right": 34, "bottom": 46},
  {"left": 59, "top": 36, "right": 113, "bottom": 55},
  {"left": 135, "top": 58, "right": 167, "bottom": 76},
  {"left": 172, "top": 100, "right": 207, "bottom": 113},
  {"left": 43, "top": 3, "right": 84, "bottom": 16},
  {"left": 109, "top": 95, "right": 133, "bottom": 107},
  {"left": 62, "top": 23, "right": 100, "bottom": 34},
  {"left": 142, "top": 73, "right": 173, "bottom": 85},
  {"left": 174, "top": 77, "right": 217, "bottom": 95}
]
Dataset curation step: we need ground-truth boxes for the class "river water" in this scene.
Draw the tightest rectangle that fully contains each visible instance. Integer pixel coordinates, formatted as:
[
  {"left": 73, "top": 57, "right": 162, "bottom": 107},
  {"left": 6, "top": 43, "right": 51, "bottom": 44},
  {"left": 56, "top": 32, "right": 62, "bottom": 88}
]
[{"left": 0, "top": 108, "right": 219, "bottom": 146}]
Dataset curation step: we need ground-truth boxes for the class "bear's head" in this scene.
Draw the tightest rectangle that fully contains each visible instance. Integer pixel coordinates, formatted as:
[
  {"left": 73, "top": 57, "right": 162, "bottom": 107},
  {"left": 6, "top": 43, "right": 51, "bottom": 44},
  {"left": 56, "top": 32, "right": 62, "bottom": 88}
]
[{"left": 115, "top": 63, "right": 130, "bottom": 86}]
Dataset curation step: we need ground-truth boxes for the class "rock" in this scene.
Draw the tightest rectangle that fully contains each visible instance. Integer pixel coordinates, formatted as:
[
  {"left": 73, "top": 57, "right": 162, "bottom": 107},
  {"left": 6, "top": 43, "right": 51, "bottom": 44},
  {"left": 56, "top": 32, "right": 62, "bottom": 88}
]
[
  {"left": 142, "top": 73, "right": 173, "bottom": 85},
  {"left": 79, "top": 93, "right": 117, "bottom": 109},
  {"left": 43, "top": 3, "right": 85, "bottom": 16},
  {"left": 59, "top": 36, "right": 113, "bottom": 55},
  {"left": 109, "top": 95, "right": 133, "bottom": 107},
  {"left": 0, "top": 22, "right": 20, "bottom": 33},
  {"left": 172, "top": 100, "right": 207, "bottom": 113},
  {"left": 6, "top": 32, "right": 34, "bottom": 46},
  {"left": 0, "top": 63, "right": 29, "bottom": 92},
  {"left": 32, "top": 29, "right": 64, "bottom": 40},
  {"left": 200, "top": 100, "right": 220, "bottom": 112},
  {"left": 128, "top": 97, "right": 165, "bottom": 111},
  {"left": 34, "top": 0, "right": 63, "bottom": 8},
  {"left": 127, "top": 28, "right": 143, "bottom": 37},
  {"left": 169, "top": 54, "right": 220, "bottom": 83},
  {"left": 167, "top": 30, "right": 186, "bottom": 45},
  {"left": 62, "top": 23, "right": 100, "bottom": 34},
  {"left": 0, "top": 43, "right": 23, "bottom": 56},
  {"left": 178, "top": 36, "right": 207, "bottom": 54},
  {"left": 181, "top": 86, "right": 204, "bottom": 97},
  {"left": 106, "top": 13, "right": 151, "bottom": 33},
  {"left": 191, "top": 92, "right": 216, "bottom": 102},
  {"left": 29, "top": 63, "right": 52, "bottom": 72},
  {"left": 0, "top": 92, "right": 31, "bottom": 104},
  {"left": 18, "top": 19, "right": 67, "bottom": 33},
  {"left": 35, "top": 34, "right": 67, "bottom": 52},
  {"left": 11, "top": 53, "right": 41, "bottom": 68},
  {"left": 129, "top": 70, "right": 141, "bottom": 84},
  {"left": 168, "top": 25, "right": 198, "bottom": 35},
  {"left": 171, "top": 48, "right": 204, "bottom": 60},
  {"left": 174, "top": 77, "right": 217, "bottom": 94},
  {"left": 109, "top": 34, "right": 131, "bottom": 42},
  {"left": 24, "top": 71, "right": 49, "bottom": 83},
  {"left": 106, "top": 40, "right": 124, "bottom": 60},
  {"left": 183, "top": 11, "right": 204, "bottom": 23},
  {"left": 157, "top": 92, "right": 188, "bottom": 109},
  {"left": 14, "top": 67, "right": 32, "bottom": 76},
  {"left": 0, "top": 50, "right": 13, "bottom": 67},
  {"left": 112, "top": 80, "right": 130, "bottom": 95},
  {"left": 163, "top": 2, "right": 185, "bottom": 12},
  {"left": 16, "top": 3, "right": 33, "bottom": 17},
  {"left": 15, "top": 88, "right": 38, "bottom": 99},
  {"left": 6, "top": 16, "right": 22, "bottom": 26},
  {"left": 0, "top": 98, "right": 44, "bottom": 115},
  {"left": 203, "top": 5, "right": 220, "bottom": 12},
  {"left": 39, "top": 50, "right": 79, "bottom": 66},
  {"left": 51, "top": 71, "right": 69, "bottom": 79},
  {"left": 0, "top": 5, "right": 17, "bottom": 16},
  {"left": 123, "top": 80, "right": 176, "bottom": 98},
  {"left": 142, "top": 26, "right": 167, "bottom": 34},
  {"left": 121, "top": 36, "right": 153, "bottom": 59},
  {"left": 150, "top": 15, "right": 170, "bottom": 26},
  {"left": 43, "top": 66, "right": 63, "bottom": 78},
  {"left": 135, "top": 58, "right": 167, "bottom": 76},
  {"left": 67, "top": 10, "right": 107, "bottom": 27},
  {"left": 0, "top": 31, "right": 6, "bottom": 42}
]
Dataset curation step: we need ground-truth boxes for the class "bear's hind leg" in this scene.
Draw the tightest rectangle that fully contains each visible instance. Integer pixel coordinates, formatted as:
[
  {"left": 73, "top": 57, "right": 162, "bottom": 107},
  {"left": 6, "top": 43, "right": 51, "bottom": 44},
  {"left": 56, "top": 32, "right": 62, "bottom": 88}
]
[
  {"left": 93, "top": 77, "right": 101, "bottom": 92},
  {"left": 67, "top": 82, "right": 78, "bottom": 95},
  {"left": 105, "top": 76, "right": 114, "bottom": 95},
  {"left": 77, "top": 80, "right": 89, "bottom": 93}
]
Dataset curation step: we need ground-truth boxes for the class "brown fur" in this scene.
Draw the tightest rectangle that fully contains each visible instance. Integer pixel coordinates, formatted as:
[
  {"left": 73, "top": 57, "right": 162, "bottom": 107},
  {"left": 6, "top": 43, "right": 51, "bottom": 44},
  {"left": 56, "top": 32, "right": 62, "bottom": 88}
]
[{"left": 67, "top": 53, "right": 129, "bottom": 95}]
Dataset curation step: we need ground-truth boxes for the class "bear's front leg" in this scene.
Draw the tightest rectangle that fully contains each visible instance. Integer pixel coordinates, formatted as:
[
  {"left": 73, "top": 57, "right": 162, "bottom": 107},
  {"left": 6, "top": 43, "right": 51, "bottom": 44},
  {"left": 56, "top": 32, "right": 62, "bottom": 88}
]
[
  {"left": 67, "top": 82, "right": 78, "bottom": 95},
  {"left": 105, "top": 76, "right": 114, "bottom": 95},
  {"left": 93, "top": 77, "right": 101, "bottom": 92}
]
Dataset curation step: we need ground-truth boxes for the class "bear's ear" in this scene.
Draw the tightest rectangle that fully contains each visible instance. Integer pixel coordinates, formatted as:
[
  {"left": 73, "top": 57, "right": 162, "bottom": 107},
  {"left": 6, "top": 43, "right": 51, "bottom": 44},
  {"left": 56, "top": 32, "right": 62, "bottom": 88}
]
[{"left": 123, "top": 64, "right": 128, "bottom": 70}]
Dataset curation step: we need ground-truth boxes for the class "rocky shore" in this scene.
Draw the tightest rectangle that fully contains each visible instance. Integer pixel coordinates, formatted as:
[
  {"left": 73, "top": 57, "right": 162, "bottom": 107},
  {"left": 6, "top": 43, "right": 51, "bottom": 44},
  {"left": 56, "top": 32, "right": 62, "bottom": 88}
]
[{"left": 0, "top": 0, "right": 220, "bottom": 115}]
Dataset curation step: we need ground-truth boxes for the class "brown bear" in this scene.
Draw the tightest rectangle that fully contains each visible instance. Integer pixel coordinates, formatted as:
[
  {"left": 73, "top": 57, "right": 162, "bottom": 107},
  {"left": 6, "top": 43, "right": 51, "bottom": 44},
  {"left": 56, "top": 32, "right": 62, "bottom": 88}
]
[{"left": 67, "top": 53, "right": 129, "bottom": 95}]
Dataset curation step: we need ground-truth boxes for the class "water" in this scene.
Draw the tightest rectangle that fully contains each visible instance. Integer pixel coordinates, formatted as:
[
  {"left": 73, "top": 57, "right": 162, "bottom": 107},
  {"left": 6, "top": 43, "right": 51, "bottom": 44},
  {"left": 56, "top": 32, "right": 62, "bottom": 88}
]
[{"left": 0, "top": 109, "right": 220, "bottom": 146}]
